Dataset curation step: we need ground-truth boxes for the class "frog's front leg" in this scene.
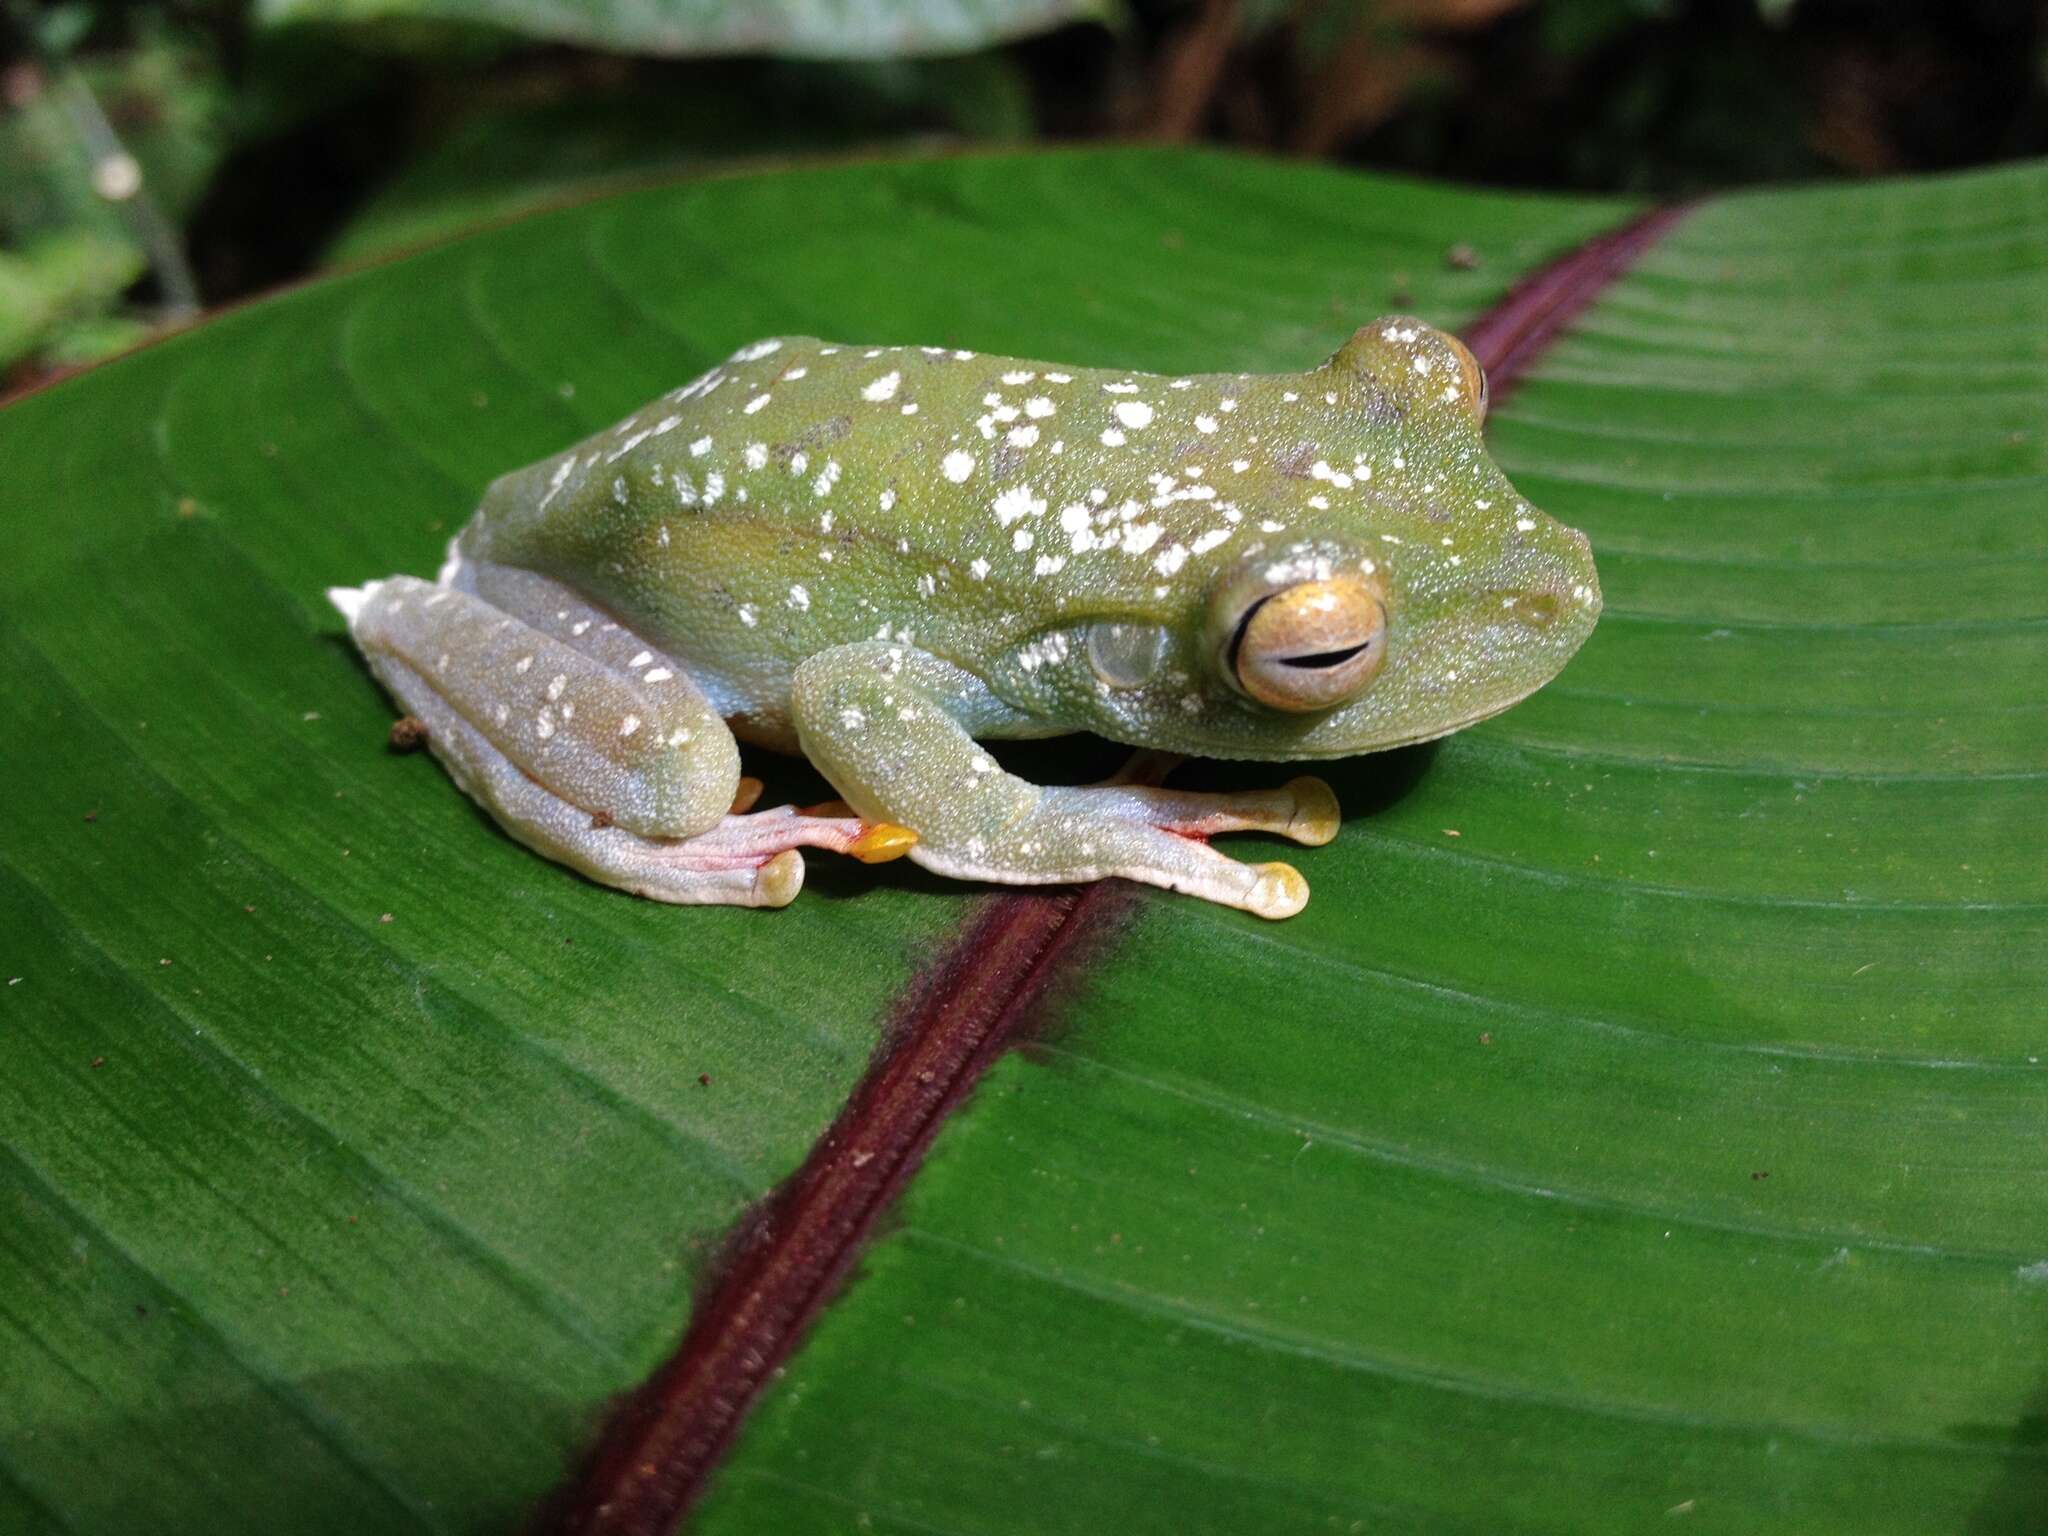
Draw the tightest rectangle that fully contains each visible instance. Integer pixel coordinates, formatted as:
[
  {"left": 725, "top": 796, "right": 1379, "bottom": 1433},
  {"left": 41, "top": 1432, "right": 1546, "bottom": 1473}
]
[
  {"left": 329, "top": 569, "right": 907, "bottom": 907},
  {"left": 792, "top": 643, "right": 1332, "bottom": 919}
]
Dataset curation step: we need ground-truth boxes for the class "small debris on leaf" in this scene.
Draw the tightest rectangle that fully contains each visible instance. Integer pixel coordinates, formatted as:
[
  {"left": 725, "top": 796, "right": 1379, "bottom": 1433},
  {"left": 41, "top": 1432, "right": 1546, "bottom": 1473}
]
[
  {"left": 388, "top": 715, "right": 429, "bottom": 753},
  {"left": 1445, "top": 243, "right": 1481, "bottom": 270}
]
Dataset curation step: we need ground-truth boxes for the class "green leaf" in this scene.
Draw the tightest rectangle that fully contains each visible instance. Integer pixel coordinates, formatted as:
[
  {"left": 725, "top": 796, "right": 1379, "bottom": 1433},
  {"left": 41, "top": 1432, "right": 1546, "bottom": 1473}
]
[
  {"left": 0, "top": 148, "right": 1622, "bottom": 1533},
  {"left": 257, "top": 0, "right": 1115, "bottom": 61},
  {"left": 684, "top": 164, "right": 2048, "bottom": 1531},
  {"left": 325, "top": 59, "right": 1035, "bottom": 268}
]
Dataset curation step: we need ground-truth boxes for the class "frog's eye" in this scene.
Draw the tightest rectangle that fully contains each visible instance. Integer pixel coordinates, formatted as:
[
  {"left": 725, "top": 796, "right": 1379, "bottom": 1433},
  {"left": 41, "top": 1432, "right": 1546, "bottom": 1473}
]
[
  {"left": 1227, "top": 577, "right": 1388, "bottom": 713},
  {"left": 1445, "top": 334, "right": 1488, "bottom": 424}
]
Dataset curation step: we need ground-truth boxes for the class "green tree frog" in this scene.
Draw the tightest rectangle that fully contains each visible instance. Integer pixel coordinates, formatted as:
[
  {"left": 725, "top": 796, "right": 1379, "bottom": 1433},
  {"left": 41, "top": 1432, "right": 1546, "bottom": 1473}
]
[{"left": 330, "top": 318, "right": 1598, "bottom": 919}]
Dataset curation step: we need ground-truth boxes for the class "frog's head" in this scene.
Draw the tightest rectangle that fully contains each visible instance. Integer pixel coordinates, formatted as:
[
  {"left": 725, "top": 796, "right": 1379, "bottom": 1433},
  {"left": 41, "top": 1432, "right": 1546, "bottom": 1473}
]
[{"left": 1186, "top": 318, "right": 1602, "bottom": 757}]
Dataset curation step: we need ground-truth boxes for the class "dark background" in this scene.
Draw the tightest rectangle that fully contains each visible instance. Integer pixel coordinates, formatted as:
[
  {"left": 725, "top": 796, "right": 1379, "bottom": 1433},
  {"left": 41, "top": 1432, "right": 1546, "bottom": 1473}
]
[{"left": 4, "top": 0, "right": 2045, "bottom": 392}]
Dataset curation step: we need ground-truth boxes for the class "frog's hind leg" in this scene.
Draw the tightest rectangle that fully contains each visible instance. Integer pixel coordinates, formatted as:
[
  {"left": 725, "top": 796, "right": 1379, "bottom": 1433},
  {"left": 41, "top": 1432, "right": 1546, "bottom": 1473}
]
[{"left": 328, "top": 568, "right": 894, "bottom": 907}]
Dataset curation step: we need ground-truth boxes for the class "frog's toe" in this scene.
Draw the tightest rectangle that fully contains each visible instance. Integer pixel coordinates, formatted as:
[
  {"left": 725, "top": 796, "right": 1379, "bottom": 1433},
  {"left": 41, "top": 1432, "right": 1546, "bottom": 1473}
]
[
  {"left": 1280, "top": 776, "right": 1341, "bottom": 847},
  {"left": 1245, "top": 862, "right": 1310, "bottom": 920},
  {"left": 753, "top": 850, "right": 806, "bottom": 908}
]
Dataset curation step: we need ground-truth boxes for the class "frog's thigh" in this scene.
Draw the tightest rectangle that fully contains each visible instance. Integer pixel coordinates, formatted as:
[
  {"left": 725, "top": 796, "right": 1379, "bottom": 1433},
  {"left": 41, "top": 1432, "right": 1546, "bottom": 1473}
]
[
  {"left": 791, "top": 642, "right": 1309, "bottom": 919},
  {"left": 331, "top": 575, "right": 811, "bottom": 906}
]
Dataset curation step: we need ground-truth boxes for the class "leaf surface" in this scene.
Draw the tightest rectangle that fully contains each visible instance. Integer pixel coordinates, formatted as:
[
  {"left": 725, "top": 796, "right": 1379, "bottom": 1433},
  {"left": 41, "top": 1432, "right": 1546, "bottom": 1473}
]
[
  {"left": 0, "top": 148, "right": 1622, "bottom": 1533},
  {"left": 687, "top": 162, "right": 2048, "bottom": 1534}
]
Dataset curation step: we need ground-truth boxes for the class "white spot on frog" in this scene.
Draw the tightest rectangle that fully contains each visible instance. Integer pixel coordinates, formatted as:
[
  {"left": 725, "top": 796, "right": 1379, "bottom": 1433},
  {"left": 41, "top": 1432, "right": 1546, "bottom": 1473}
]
[{"left": 993, "top": 484, "right": 1046, "bottom": 527}]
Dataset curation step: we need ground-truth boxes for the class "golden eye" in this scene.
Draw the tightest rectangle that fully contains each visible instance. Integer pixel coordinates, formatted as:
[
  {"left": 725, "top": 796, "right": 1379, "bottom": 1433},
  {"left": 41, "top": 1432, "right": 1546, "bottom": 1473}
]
[
  {"left": 1229, "top": 577, "right": 1388, "bottom": 712},
  {"left": 1445, "top": 334, "right": 1488, "bottom": 424}
]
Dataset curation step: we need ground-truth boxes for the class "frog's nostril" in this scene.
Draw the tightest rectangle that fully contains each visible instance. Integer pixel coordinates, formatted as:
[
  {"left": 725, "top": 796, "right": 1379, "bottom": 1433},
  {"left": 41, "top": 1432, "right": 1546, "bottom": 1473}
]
[{"left": 1497, "top": 590, "right": 1563, "bottom": 629}]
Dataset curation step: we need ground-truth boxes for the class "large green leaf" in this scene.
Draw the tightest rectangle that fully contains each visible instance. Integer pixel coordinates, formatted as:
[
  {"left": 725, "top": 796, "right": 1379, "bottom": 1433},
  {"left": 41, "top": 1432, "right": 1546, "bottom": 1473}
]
[
  {"left": 258, "top": 0, "right": 1112, "bottom": 61},
  {"left": 685, "top": 164, "right": 2048, "bottom": 1531},
  {"left": 0, "top": 149, "right": 1624, "bottom": 1533},
  {"left": 324, "top": 60, "right": 1035, "bottom": 268}
]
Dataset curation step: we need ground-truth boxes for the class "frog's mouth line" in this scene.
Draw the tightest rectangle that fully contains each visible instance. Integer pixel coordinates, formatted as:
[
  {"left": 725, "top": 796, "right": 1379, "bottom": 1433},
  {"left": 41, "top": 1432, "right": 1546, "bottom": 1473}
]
[{"left": 1200, "top": 678, "right": 1558, "bottom": 761}]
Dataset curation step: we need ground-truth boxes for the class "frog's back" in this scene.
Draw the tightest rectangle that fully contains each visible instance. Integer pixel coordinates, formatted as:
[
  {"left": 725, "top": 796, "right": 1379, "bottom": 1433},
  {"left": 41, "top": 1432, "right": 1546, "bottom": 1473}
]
[
  {"left": 461, "top": 337, "right": 1299, "bottom": 669},
  {"left": 455, "top": 329, "right": 1532, "bottom": 742}
]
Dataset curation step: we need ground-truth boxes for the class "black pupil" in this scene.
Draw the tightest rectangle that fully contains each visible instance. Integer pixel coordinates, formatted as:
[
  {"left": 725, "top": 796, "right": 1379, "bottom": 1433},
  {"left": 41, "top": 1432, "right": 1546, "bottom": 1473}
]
[{"left": 1280, "top": 643, "right": 1368, "bottom": 670}]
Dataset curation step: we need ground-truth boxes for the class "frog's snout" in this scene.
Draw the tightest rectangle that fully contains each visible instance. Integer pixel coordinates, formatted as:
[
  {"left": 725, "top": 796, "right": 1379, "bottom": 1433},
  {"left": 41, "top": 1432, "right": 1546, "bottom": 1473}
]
[
  {"left": 1490, "top": 522, "right": 1601, "bottom": 635},
  {"left": 1541, "top": 524, "right": 1601, "bottom": 618}
]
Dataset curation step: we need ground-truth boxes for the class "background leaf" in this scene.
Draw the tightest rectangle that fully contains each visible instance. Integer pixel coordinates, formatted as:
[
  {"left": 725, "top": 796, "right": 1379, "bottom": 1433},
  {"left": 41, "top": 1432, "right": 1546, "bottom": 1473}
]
[
  {"left": 0, "top": 147, "right": 1623, "bottom": 1533},
  {"left": 322, "top": 57, "right": 1033, "bottom": 268},
  {"left": 257, "top": 0, "right": 1115, "bottom": 62}
]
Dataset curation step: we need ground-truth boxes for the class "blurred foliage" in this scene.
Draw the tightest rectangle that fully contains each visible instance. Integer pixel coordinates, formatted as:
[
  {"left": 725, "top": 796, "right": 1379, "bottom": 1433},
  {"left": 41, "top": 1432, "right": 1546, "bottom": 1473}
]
[
  {"left": 326, "top": 54, "right": 1034, "bottom": 264},
  {"left": 2, "top": 0, "right": 2045, "bottom": 387},
  {"left": 259, "top": 0, "right": 1115, "bottom": 60},
  {"left": 0, "top": 8, "right": 226, "bottom": 377}
]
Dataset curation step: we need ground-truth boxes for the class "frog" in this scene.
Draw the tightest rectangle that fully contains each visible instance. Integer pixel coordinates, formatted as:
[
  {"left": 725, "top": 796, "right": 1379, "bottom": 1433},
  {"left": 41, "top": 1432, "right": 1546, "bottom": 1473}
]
[{"left": 328, "top": 317, "right": 1600, "bottom": 920}]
